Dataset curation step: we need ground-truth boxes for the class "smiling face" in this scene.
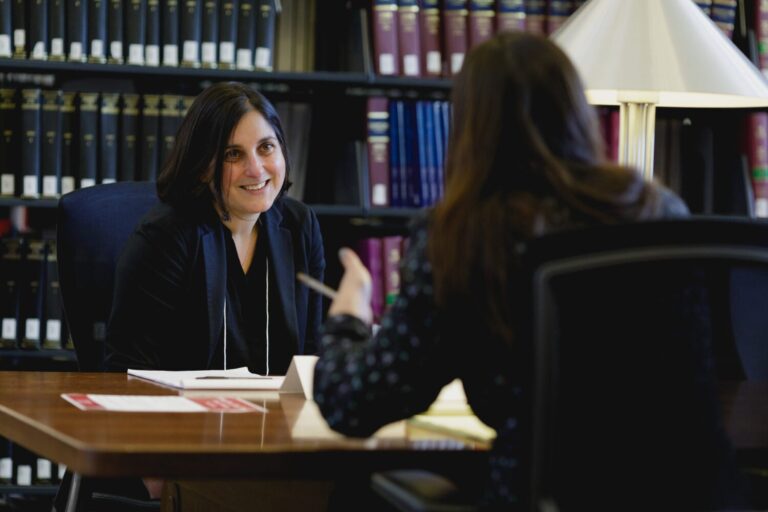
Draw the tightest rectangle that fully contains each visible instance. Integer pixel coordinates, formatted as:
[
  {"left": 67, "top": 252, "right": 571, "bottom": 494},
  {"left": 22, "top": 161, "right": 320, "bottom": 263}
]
[{"left": 219, "top": 109, "right": 286, "bottom": 222}]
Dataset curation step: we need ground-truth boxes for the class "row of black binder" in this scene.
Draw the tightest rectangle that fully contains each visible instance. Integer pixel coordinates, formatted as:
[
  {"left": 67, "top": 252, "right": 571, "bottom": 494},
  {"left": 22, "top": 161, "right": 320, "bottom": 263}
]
[
  {"left": 0, "top": 237, "right": 67, "bottom": 350},
  {"left": 0, "top": 87, "right": 194, "bottom": 198},
  {"left": 0, "top": 0, "right": 278, "bottom": 71},
  {"left": 0, "top": 436, "right": 63, "bottom": 487}
]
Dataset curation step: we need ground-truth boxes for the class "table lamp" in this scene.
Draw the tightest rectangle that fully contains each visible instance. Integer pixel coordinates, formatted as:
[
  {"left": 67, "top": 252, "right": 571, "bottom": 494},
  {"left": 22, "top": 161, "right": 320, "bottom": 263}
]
[{"left": 551, "top": 0, "right": 768, "bottom": 179}]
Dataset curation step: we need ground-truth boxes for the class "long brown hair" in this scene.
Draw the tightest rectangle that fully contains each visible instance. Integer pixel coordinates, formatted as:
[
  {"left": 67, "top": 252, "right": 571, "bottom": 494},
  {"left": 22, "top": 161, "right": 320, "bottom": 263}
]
[{"left": 429, "top": 32, "right": 666, "bottom": 345}]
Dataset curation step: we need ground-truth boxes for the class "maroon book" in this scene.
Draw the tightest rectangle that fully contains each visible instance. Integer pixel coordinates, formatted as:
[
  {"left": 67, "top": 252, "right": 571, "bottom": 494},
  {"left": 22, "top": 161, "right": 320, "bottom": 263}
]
[
  {"left": 419, "top": 0, "right": 442, "bottom": 76},
  {"left": 398, "top": 0, "right": 422, "bottom": 76},
  {"left": 442, "top": 0, "right": 468, "bottom": 76},
  {"left": 367, "top": 97, "right": 390, "bottom": 207},
  {"left": 756, "top": 0, "right": 768, "bottom": 75},
  {"left": 356, "top": 238, "right": 385, "bottom": 320},
  {"left": 373, "top": 0, "right": 400, "bottom": 75},
  {"left": 497, "top": 0, "right": 526, "bottom": 33},
  {"left": 468, "top": 0, "right": 495, "bottom": 49},
  {"left": 747, "top": 113, "right": 768, "bottom": 217},
  {"left": 381, "top": 236, "right": 403, "bottom": 307}
]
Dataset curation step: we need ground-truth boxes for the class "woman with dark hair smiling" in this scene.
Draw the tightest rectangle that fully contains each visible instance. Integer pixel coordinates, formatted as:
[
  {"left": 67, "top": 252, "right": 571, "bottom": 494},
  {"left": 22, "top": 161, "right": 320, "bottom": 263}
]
[
  {"left": 106, "top": 81, "right": 325, "bottom": 374},
  {"left": 313, "top": 32, "right": 688, "bottom": 508}
]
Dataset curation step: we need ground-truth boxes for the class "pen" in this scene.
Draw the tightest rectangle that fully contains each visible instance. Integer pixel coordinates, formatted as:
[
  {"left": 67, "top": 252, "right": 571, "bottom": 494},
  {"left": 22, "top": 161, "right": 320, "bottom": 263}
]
[{"left": 296, "top": 272, "right": 338, "bottom": 300}]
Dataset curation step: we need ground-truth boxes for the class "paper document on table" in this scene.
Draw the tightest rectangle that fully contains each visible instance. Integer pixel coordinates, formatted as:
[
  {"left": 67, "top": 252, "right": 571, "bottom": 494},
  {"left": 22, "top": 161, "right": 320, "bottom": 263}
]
[
  {"left": 425, "top": 379, "right": 472, "bottom": 415},
  {"left": 127, "top": 355, "right": 319, "bottom": 398},
  {"left": 61, "top": 393, "right": 265, "bottom": 413}
]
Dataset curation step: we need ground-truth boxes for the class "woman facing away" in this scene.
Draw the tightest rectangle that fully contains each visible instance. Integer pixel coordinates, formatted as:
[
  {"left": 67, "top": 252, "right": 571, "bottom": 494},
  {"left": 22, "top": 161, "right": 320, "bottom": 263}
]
[
  {"left": 106, "top": 81, "right": 325, "bottom": 374},
  {"left": 313, "top": 32, "right": 689, "bottom": 508}
]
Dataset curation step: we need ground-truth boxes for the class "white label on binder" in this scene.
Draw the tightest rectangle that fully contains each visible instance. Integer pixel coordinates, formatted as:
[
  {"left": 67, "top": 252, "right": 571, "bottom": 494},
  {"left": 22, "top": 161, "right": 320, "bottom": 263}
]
[
  {"left": 69, "top": 42, "right": 83, "bottom": 61},
  {"left": 13, "top": 29, "right": 25, "bottom": 47},
  {"left": 403, "top": 54, "right": 419, "bottom": 76},
  {"left": 91, "top": 39, "right": 104, "bottom": 58},
  {"left": 51, "top": 38, "right": 64, "bottom": 57},
  {"left": 31, "top": 41, "right": 46, "bottom": 59},
  {"left": 36, "top": 459, "right": 51, "bottom": 480},
  {"left": 255, "top": 47, "right": 271, "bottom": 70},
  {"left": 379, "top": 54, "right": 395, "bottom": 75},
  {"left": 46, "top": 320, "right": 61, "bottom": 342},
  {"left": 219, "top": 42, "right": 234, "bottom": 63},
  {"left": 372, "top": 184, "right": 387, "bottom": 206},
  {"left": 16, "top": 465, "right": 31, "bottom": 486},
  {"left": 0, "top": 458, "right": 11, "bottom": 479},
  {"left": 128, "top": 44, "right": 144, "bottom": 65},
  {"left": 183, "top": 41, "right": 198, "bottom": 62},
  {"left": 1, "top": 174, "right": 14, "bottom": 195},
  {"left": 145, "top": 45, "right": 160, "bottom": 66},
  {"left": 163, "top": 45, "right": 178, "bottom": 66},
  {"left": 451, "top": 53, "right": 464, "bottom": 75},
  {"left": 236, "top": 49, "right": 253, "bottom": 70},
  {"left": 111, "top": 41, "right": 123, "bottom": 60},
  {"left": 42, "top": 176, "right": 58, "bottom": 197},
  {"left": 427, "top": 51, "right": 441, "bottom": 74},
  {"left": 80, "top": 178, "right": 96, "bottom": 188},
  {"left": 25, "top": 319, "right": 40, "bottom": 341},
  {"left": 61, "top": 176, "right": 75, "bottom": 195},
  {"left": 0, "top": 35, "right": 10, "bottom": 56},
  {"left": 102, "top": 178, "right": 116, "bottom": 184},
  {"left": 23, "top": 176, "right": 39, "bottom": 197},
  {"left": 201, "top": 42, "right": 216, "bottom": 64},
  {"left": 756, "top": 198, "right": 768, "bottom": 218},
  {"left": 58, "top": 464, "right": 66, "bottom": 480},
  {"left": 1, "top": 318, "right": 15, "bottom": 339}
]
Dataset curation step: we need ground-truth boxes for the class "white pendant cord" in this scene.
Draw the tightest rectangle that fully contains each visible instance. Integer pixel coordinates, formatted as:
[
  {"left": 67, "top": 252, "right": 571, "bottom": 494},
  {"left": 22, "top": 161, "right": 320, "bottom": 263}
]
[{"left": 223, "top": 299, "right": 227, "bottom": 370}]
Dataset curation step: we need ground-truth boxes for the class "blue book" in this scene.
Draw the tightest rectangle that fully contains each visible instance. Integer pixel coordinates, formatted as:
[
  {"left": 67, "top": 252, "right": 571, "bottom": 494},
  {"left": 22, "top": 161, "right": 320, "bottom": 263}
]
[
  {"left": 388, "top": 100, "right": 404, "bottom": 207},
  {"left": 439, "top": 100, "right": 451, "bottom": 199},
  {"left": 404, "top": 101, "right": 421, "bottom": 207},
  {"left": 421, "top": 100, "right": 437, "bottom": 205}
]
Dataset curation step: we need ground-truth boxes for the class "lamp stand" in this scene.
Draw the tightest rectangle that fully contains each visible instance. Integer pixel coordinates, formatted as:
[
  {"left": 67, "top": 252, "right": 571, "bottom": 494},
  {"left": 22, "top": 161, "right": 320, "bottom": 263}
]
[{"left": 617, "top": 102, "right": 657, "bottom": 180}]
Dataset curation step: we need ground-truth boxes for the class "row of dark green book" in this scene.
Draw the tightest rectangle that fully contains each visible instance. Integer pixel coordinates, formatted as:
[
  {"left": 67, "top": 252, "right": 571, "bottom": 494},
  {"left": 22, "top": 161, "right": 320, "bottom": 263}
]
[
  {"left": 0, "top": 436, "right": 64, "bottom": 487},
  {"left": 0, "top": 87, "right": 194, "bottom": 198},
  {"left": 0, "top": 237, "right": 68, "bottom": 351},
  {"left": 0, "top": 0, "right": 287, "bottom": 72}
]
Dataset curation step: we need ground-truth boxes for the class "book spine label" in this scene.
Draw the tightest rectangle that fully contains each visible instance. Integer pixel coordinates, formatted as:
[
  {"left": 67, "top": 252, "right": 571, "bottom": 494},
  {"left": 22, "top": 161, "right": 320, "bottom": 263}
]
[
  {"left": 21, "top": 89, "right": 42, "bottom": 198},
  {"left": 367, "top": 97, "right": 390, "bottom": 207},
  {"left": 419, "top": 0, "right": 441, "bottom": 76},
  {"left": 29, "top": 0, "right": 48, "bottom": 60},
  {"left": 88, "top": 0, "right": 108, "bottom": 62},
  {"left": 0, "top": 88, "right": 18, "bottom": 196},
  {"left": 141, "top": 94, "right": 160, "bottom": 181},
  {"left": 180, "top": 0, "right": 201, "bottom": 67},
  {"left": 11, "top": 0, "right": 24, "bottom": 58},
  {"left": 236, "top": 0, "right": 254, "bottom": 70},
  {"left": 67, "top": 0, "right": 87, "bottom": 61},
  {"left": 497, "top": 0, "right": 525, "bottom": 33},
  {"left": 49, "top": 0, "right": 66, "bottom": 59},
  {"left": 119, "top": 93, "right": 140, "bottom": 181},
  {"left": 146, "top": 0, "right": 160, "bottom": 65},
  {"left": 0, "top": 0, "right": 11, "bottom": 57},
  {"left": 78, "top": 92, "right": 99, "bottom": 188},
  {"left": 201, "top": 0, "right": 218, "bottom": 67},
  {"left": 468, "top": 0, "right": 495, "bottom": 49},
  {"left": 126, "top": 0, "right": 146, "bottom": 64},
  {"left": 162, "top": 0, "right": 179, "bottom": 65},
  {"left": 218, "top": 0, "right": 236, "bottom": 68},
  {"left": 100, "top": 93, "right": 120, "bottom": 183},
  {"left": 397, "top": 0, "right": 421, "bottom": 77},
  {"left": 373, "top": 0, "right": 399, "bottom": 75},
  {"left": 108, "top": 0, "right": 124, "bottom": 63},
  {"left": 41, "top": 90, "right": 62, "bottom": 197},
  {"left": 254, "top": 0, "right": 275, "bottom": 71},
  {"left": 443, "top": 0, "right": 468, "bottom": 75},
  {"left": 60, "top": 92, "right": 76, "bottom": 194}
]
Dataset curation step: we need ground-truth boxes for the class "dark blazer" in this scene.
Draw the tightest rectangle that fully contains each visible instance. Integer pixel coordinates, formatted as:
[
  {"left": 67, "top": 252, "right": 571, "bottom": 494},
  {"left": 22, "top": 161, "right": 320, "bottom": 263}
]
[{"left": 106, "top": 196, "right": 325, "bottom": 372}]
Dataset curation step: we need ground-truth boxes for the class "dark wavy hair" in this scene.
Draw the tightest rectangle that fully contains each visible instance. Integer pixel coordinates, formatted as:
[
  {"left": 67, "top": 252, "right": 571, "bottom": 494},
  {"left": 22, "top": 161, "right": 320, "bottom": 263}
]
[
  {"left": 429, "top": 32, "right": 667, "bottom": 345},
  {"left": 157, "top": 82, "right": 291, "bottom": 217}
]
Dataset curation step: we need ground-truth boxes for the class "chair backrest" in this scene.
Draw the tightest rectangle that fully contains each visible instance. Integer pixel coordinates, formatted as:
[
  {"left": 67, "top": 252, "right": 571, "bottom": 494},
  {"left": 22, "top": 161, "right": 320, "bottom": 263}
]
[
  {"left": 525, "top": 217, "right": 768, "bottom": 511},
  {"left": 57, "top": 182, "right": 158, "bottom": 371}
]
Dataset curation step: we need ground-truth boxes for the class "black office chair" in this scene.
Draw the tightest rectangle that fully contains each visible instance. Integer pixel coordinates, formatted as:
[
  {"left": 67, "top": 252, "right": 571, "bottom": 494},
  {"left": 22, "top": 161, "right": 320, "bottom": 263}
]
[
  {"left": 57, "top": 181, "right": 158, "bottom": 372},
  {"left": 55, "top": 181, "right": 159, "bottom": 512},
  {"left": 372, "top": 217, "right": 768, "bottom": 511}
]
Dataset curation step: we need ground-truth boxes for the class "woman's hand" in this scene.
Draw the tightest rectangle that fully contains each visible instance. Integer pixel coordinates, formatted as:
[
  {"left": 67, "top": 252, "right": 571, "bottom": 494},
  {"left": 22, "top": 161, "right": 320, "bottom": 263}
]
[{"left": 329, "top": 248, "right": 373, "bottom": 325}]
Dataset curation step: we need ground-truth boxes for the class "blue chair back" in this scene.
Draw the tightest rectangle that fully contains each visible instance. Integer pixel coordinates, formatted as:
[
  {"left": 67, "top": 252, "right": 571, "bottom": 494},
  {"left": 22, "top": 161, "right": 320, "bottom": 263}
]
[{"left": 57, "top": 182, "right": 158, "bottom": 371}]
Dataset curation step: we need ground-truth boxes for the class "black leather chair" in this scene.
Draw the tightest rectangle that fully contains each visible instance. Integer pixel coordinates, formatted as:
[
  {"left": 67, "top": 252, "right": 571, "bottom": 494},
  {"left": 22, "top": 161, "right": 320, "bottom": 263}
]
[
  {"left": 373, "top": 217, "right": 768, "bottom": 511},
  {"left": 55, "top": 182, "right": 159, "bottom": 511}
]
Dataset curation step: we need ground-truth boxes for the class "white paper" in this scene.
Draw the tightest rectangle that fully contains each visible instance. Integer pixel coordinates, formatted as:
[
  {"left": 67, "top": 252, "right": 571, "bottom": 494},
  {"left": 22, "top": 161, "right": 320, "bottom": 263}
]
[
  {"left": 128, "top": 366, "right": 284, "bottom": 390},
  {"left": 61, "top": 393, "right": 265, "bottom": 413}
]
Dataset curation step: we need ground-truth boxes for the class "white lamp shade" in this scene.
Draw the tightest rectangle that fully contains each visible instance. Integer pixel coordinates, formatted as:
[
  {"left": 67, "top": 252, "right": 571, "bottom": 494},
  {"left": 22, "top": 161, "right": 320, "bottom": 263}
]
[{"left": 552, "top": 0, "right": 768, "bottom": 108}]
